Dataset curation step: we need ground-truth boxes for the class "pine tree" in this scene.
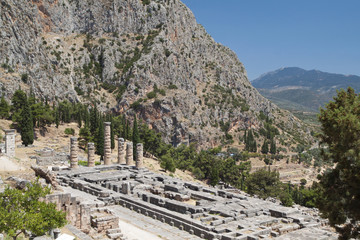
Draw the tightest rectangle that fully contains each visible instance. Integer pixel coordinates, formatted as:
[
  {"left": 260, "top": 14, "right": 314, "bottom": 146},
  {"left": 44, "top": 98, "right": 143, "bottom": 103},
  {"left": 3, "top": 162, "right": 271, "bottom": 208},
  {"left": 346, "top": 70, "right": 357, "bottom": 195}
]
[
  {"left": 270, "top": 139, "right": 277, "bottom": 154},
  {"left": 11, "top": 89, "right": 27, "bottom": 123},
  {"left": 132, "top": 115, "right": 140, "bottom": 161},
  {"left": 316, "top": 87, "right": 360, "bottom": 238},
  {"left": 0, "top": 96, "right": 10, "bottom": 119},
  {"left": 20, "top": 97, "right": 34, "bottom": 146}
]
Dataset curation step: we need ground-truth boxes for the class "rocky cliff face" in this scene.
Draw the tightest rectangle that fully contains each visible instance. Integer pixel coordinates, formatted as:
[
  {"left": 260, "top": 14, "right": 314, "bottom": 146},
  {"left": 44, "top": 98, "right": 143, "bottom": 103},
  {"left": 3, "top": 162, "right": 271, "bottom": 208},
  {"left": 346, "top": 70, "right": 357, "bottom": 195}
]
[{"left": 0, "top": 0, "right": 312, "bottom": 148}]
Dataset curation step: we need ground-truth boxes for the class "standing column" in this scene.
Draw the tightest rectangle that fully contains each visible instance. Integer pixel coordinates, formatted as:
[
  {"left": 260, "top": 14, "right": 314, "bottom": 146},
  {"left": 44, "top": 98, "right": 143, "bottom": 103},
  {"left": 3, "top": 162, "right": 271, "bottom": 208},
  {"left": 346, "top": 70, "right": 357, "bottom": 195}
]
[
  {"left": 4, "top": 129, "right": 16, "bottom": 157},
  {"left": 118, "top": 138, "right": 126, "bottom": 164},
  {"left": 88, "top": 142, "right": 95, "bottom": 167},
  {"left": 103, "top": 122, "right": 111, "bottom": 165},
  {"left": 70, "top": 137, "right": 78, "bottom": 169},
  {"left": 126, "top": 142, "right": 133, "bottom": 166},
  {"left": 135, "top": 143, "right": 143, "bottom": 169}
]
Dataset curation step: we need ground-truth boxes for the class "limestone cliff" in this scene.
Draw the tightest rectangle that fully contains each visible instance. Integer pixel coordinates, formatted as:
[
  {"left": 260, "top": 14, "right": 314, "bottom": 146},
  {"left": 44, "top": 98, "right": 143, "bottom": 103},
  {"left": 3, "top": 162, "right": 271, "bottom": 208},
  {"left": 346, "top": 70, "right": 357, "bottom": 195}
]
[{"left": 0, "top": 0, "right": 312, "bottom": 148}]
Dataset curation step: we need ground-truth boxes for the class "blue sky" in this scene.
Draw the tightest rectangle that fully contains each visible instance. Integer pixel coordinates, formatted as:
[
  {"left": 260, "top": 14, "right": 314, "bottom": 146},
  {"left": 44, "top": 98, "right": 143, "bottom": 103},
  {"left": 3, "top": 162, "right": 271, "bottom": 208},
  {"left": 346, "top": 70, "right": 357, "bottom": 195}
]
[{"left": 181, "top": 0, "right": 360, "bottom": 80}]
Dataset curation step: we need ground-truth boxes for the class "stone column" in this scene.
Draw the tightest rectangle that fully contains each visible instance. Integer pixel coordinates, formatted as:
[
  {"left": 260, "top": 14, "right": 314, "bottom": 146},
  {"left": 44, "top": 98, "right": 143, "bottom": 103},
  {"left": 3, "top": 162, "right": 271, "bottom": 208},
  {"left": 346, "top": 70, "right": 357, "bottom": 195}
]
[
  {"left": 4, "top": 129, "right": 16, "bottom": 157},
  {"left": 87, "top": 142, "right": 95, "bottom": 167},
  {"left": 118, "top": 138, "right": 126, "bottom": 164},
  {"left": 136, "top": 143, "right": 143, "bottom": 169},
  {"left": 103, "top": 122, "right": 111, "bottom": 165},
  {"left": 70, "top": 137, "right": 78, "bottom": 169},
  {"left": 126, "top": 142, "right": 133, "bottom": 166}
]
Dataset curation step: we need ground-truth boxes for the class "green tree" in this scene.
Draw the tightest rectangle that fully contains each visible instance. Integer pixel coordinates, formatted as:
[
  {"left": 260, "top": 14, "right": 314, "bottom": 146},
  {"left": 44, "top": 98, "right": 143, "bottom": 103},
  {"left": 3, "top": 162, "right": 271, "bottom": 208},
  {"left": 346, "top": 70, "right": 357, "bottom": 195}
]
[
  {"left": 316, "top": 87, "right": 360, "bottom": 239},
  {"left": 90, "top": 105, "right": 99, "bottom": 136},
  {"left": 0, "top": 179, "right": 67, "bottom": 240},
  {"left": 245, "top": 130, "right": 257, "bottom": 152},
  {"left": 55, "top": 106, "right": 60, "bottom": 128},
  {"left": 11, "top": 89, "right": 27, "bottom": 123},
  {"left": 19, "top": 98, "right": 34, "bottom": 146},
  {"left": 245, "top": 168, "right": 281, "bottom": 199},
  {"left": 79, "top": 126, "right": 92, "bottom": 150},
  {"left": 270, "top": 139, "right": 276, "bottom": 154},
  {"left": 0, "top": 96, "right": 10, "bottom": 119},
  {"left": 132, "top": 115, "right": 140, "bottom": 161},
  {"left": 160, "top": 153, "right": 176, "bottom": 173},
  {"left": 96, "top": 116, "right": 104, "bottom": 159},
  {"left": 279, "top": 191, "right": 293, "bottom": 207},
  {"left": 261, "top": 139, "right": 268, "bottom": 154}
]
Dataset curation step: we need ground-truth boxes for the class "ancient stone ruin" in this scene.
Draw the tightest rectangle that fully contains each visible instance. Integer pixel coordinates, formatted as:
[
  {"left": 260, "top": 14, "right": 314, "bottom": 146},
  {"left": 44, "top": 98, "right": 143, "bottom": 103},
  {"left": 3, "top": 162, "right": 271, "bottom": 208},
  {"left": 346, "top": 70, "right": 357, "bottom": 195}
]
[
  {"left": 70, "top": 137, "right": 78, "bottom": 169},
  {"left": 25, "top": 136, "right": 335, "bottom": 240},
  {"left": 104, "top": 122, "right": 111, "bottom": 165},
  {"left": 118, "top": 138, "right": 125, "bottom": 165},
  {"left": 49, "top": 139, "right": 336, "bottom": 240},
  {"left": 4, "top": 129, "right": 15, "bottom": 157},
  {"left": 88, "top": 143, "right": 95, "bottom": 167},
  {"left": 34, "top": 147, "right": 68, "bottom": 166}
]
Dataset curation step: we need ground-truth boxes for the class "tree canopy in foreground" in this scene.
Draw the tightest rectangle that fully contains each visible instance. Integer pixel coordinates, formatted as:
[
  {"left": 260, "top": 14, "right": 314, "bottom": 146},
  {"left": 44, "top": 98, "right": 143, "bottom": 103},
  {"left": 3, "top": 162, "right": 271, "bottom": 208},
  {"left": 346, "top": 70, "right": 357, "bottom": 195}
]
[
  {"left": 317, "top": 87, "right": 360, "bottom": 239},
  {"left": 0, "top": 179, "right": 67, "bottom": 240}
]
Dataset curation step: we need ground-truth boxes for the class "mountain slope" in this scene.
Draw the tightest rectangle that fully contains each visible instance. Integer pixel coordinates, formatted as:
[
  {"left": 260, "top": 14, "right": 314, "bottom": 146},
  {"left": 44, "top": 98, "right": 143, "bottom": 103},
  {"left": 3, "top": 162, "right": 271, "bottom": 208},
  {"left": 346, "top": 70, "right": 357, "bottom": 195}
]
[
  {"left": 0, "top": 0, "right": 313, "bottom": 148},
  {"left": 252, "top": 67, "right": 360, "bottom": 112}
]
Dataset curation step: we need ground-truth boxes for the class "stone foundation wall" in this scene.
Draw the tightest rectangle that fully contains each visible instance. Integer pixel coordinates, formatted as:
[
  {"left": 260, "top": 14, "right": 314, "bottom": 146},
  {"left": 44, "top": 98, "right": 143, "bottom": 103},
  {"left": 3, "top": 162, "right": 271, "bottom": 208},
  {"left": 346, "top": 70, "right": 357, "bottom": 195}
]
[
  {"left": 90, "top": 208, "right": 119, "bottom": 232},
  {"left": 46, "top": 193, "right": 92, "bottom": 233}
]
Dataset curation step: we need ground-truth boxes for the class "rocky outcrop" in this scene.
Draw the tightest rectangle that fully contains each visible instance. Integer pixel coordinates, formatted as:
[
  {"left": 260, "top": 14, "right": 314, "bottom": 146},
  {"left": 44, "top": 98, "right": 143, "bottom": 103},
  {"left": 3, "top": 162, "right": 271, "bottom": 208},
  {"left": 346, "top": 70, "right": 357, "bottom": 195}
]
[{"left": 0, "top": 0, "right": 312, "bottom": 148}]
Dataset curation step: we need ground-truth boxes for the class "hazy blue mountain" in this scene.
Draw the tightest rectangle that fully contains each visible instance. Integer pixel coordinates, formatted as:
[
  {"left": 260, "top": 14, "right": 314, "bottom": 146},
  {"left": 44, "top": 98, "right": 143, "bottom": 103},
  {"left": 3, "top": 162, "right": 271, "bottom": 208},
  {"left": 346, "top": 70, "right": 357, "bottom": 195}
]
[{"left": 252, "top": 67, "right": 360, "bottom": 112}]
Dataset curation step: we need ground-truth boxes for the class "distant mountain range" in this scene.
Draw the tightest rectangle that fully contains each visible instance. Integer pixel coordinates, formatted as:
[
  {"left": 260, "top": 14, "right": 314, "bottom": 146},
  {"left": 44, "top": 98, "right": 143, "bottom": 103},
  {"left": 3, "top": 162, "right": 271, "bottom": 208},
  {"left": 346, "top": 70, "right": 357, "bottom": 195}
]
[{"left": 252, "top": 67, "right": 360, "bottom": 112}]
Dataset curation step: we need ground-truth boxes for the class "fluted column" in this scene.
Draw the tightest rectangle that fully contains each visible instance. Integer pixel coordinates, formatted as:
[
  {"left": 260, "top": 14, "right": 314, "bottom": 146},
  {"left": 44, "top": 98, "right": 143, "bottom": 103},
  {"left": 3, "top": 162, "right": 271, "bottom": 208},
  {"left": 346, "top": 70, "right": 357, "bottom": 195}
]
[
  {"left": 135, "top": 143, "right": 143, "bottom": 169},
  {"left": 118, "top": 138, "right": 126, "bottom": 164},
  {"left": 104, "top": 122, "right": 111, "bottom": 165},
  {"left": 88, "top": 142, "right": 95, "bottom": 167},
  {"left": 70, "top": 137, "right": 78, "bottom": 169},
  {"left": 126, "top": 142, "right": 133, "bottom": 166}
]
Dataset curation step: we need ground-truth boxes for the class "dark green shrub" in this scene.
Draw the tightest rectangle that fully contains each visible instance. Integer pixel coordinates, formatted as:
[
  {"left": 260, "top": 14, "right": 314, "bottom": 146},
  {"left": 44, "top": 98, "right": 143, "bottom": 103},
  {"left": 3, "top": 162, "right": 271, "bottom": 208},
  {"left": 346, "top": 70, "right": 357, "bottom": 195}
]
[
  {"left": 64, "top": 128, "right": 75, "bottom": 135},
  {"left": 147, "top": 91, "right": 156, "bottom": 99}
]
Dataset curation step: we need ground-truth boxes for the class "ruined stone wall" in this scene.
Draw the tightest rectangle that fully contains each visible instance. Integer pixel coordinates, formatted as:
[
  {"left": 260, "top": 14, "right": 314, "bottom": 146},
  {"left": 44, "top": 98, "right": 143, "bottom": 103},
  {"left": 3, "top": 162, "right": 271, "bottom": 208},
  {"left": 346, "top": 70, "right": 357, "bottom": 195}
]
[
  {"left": 46, "top": 193, "right": 92, "bottom": 233},
  {"left": 90, "top": 208, "right": 119, "bottom": 232},
  {"left": 35, "top": 148, "right": 68, "bottom": 166}
]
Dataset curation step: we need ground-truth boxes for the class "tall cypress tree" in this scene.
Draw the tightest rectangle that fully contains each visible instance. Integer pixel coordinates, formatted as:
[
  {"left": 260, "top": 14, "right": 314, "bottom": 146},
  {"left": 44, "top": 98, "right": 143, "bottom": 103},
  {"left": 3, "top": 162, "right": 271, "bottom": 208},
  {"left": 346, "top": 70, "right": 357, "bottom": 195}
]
[
  {"left": 125, "top": 120, "right": 130, "bottom": 140},
  {"left": 132, "top": 115, "right": 140, "bottom": 161},
  {"left": 84, "top": 106, "right": 90, "bottom": 128},
  {"left": 20, "top": 97, "right": 34, "bottom": 146},
  {"left": 110, "top": 116, "right": 115, "bottom": 149},
  {"left": 261, "top": 139, "right": 269, "bottom": 154},
  {"left": 95, "top": 115, "right": 104, "bottom": 159},
  {"left": 90, "top": 105, "right": 98, "bottom": 135},
  {"left": 270, "top": 139, "right": 277, "bottom": 154}
]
